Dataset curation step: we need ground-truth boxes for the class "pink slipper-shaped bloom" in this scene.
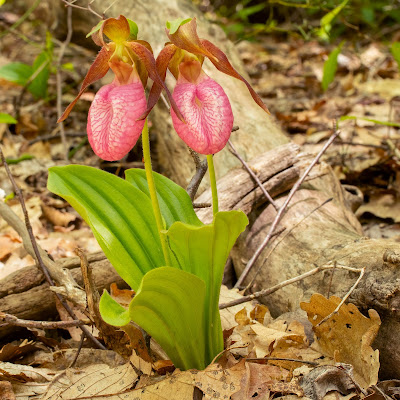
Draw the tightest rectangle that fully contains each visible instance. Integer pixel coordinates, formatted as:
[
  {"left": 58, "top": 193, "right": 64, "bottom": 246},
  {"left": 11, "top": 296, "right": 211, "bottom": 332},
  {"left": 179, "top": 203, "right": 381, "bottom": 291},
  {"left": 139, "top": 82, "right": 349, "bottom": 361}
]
[
  {"left": 87, "top": 79, "right": 147, "bottom": 161},
  {"left": 171, "top": 68, "right": 233, "bottom": 155}
]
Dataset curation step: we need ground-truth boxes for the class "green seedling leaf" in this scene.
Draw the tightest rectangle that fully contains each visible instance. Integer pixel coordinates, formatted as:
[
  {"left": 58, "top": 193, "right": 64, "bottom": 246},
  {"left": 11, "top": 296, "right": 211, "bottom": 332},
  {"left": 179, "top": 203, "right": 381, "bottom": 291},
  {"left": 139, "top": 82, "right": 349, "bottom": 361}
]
[
  {"left": 127, "top": 18, "right": 139, "bottom": 40},
  {"left": 0, "top": 113, "right": 17, "bottom": 124},
  {"left": 391, "top": 42, "right": 400, "bottom": 72},
  {"left": 125, "top": 169, "right": 203, "bottom": 229},
  {"left": 86, "top": 20, "right": 104, "bottom": 38},
  {"left": 322, "top": 41, "right": 344, "bottom": 92},
  {"left": 0, "top": 62, "right": 32, "bottom": 85},
  {"left": 61, "top": 62, "right": 74, "bottom": 71},
  {"left": 319, "top": 0, "right": 349, "bottom": 39},
  {"left": 99, "top": 290, "right": 130, "bottom": 326},
  {"left": 166, "top": 17, "right": 192, "bottom": 35},
  {"left": 5, "top": 154, "right": 34, "bottom": 164},
  {"left": 340, "top": 115, "right": 400, "bottom": 128},
  {"left": 129, "top": 267, "right": 206, "bottom": 370},
  {"left": 0, "top": 0, "right": 6, "bottom": 7},
  {"left": 47, "top": 165, "right": 165, "bottom": 290},
  {"left": 28, "top": 51, "right": 51, "bottom": 98},
  {"left": 166, "top": 211, "right": 248, "bottom": 362}
]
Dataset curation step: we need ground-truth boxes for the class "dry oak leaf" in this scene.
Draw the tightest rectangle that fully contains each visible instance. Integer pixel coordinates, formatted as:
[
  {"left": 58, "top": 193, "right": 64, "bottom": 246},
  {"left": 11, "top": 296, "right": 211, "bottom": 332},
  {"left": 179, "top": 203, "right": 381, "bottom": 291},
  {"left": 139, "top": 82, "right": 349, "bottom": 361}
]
[
  {"left": 300, "top": 294, "right": 381, "bottom": 389},
  {"left": 41, "top": 361, "right": 244, "bottom": 399}
]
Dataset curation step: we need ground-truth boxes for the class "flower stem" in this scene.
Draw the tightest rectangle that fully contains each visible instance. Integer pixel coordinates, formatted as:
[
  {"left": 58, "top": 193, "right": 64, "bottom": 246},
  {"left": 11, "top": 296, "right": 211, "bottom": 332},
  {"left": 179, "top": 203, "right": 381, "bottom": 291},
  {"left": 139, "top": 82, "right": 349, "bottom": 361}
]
[
  {"left": 142, "top": 119, "right": 171, "bottom": 266},
  {"left": 207, "top": 154, "right": 218, "bottom": 215}
]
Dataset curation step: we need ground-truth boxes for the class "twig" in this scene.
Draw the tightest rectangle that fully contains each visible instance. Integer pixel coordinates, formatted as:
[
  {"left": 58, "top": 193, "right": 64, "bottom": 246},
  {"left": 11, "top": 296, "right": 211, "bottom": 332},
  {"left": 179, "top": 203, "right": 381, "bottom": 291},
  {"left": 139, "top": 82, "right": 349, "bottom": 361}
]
[
  {"left": 246, "top": 357, "right": 318, "bottom": 366},
  {"left": 219, "top": 263, "right": 362, "bottom": 309},
  {"left": 69, "top": 333, "right": 85, "bottom": 368},
  {"left": 56, "top": 5, "right": 73, "bottom": 160},
  {"left": 193, "top": 202, "right": 211, "bottom": 208},
  {"left": 28, "top": 132, "right": 86, "bottom": 145},
  {"left": 234, "top": 128, "right": 340, "bottom": 288},
  {"left": 228, "top": 139, "right": 278, "bottom": 211},
  {"left": 186, "top": 148, "right": 208, "bottom": 201},
  {"left": 61, "top": 0, "right": 104, "bottom": 19},
  {"left": 0, "top": 312, "right": 91, "bottom": 330},
  {"left": 316, "top": 267, "right": 366, "bottom": 327},
  {"left": 0, "top": 146, "right": 105, "bottom": 350}
]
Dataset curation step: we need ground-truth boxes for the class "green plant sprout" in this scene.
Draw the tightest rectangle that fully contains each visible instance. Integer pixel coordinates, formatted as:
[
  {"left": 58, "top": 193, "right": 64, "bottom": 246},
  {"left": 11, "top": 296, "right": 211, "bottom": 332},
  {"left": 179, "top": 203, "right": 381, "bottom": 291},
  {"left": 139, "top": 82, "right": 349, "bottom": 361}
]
[{"left": 47, "top": 16, "right": 269, "bottom": 370}]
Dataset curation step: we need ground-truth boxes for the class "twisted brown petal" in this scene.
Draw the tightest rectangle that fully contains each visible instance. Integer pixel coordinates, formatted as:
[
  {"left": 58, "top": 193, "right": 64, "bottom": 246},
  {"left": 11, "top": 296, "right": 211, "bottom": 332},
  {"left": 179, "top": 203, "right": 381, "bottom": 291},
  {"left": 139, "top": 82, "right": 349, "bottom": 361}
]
[
  {"left": 126, "top": 41, "right": 183, "bottom": 121},
  {"left": 58, "top": 46, "right": 114, "bottom": 122}
]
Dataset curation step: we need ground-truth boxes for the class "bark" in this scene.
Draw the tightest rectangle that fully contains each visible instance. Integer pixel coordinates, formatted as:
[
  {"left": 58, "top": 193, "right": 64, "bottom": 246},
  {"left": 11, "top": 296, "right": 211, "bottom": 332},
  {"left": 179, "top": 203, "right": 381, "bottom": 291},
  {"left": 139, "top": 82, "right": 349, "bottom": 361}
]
[{"left": 0, "top": 258, "right": 126, "bottom": 340}]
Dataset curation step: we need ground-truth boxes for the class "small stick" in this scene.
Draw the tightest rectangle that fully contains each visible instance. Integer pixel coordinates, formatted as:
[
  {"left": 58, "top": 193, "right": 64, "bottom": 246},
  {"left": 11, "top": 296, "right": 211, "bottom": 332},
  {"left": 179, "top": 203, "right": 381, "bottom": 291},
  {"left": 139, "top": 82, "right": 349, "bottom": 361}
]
[
  {"left": 0, "top": 312, "right": 91, "bottom": 329},
  {"left": 246, "top": 357, "right": 318, "bottom": 366},
  {"left": 235, "top": 128, "right": 340, "bottom": 288},
  {"left": 28, "top": 132, "right": 86, "bottom": 145},
  {"left": 219, "top": 263, "right": 362, "bottom": 309},
  {"left": 186, "top": 148, "right": 208, "bottom": 201},
  {"left": 56, "top": 5, "right": 73, "bottom": 160},
  {"left": 228, "top": 139, "right": 278, "bottom": 210},
  {"left": 60, "top": 0, "right": 103, "bottom": 19},
  {"left": 0, "top": 146, "right": 105, "bottom": 350},
  {"left": 316, "top": 267, "right": 366, "bottom": 327}
]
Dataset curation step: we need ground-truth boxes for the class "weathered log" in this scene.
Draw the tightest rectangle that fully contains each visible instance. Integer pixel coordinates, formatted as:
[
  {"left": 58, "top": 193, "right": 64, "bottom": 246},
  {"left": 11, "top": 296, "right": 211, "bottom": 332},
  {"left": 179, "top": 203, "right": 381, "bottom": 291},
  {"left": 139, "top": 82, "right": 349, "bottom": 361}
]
[{"left": 0, "top": 258, "right": 126, "bottom": 340}]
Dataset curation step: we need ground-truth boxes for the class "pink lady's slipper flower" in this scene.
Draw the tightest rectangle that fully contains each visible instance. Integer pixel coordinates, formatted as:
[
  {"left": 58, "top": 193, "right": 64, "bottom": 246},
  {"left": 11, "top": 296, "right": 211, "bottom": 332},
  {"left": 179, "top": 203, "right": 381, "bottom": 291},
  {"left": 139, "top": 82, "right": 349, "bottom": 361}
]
[
  {"left": 149, "top": 18, "right": 270, "bottom": 155},
  {"left": 58, "top": 15, "right": 181, "bottom": 161}
]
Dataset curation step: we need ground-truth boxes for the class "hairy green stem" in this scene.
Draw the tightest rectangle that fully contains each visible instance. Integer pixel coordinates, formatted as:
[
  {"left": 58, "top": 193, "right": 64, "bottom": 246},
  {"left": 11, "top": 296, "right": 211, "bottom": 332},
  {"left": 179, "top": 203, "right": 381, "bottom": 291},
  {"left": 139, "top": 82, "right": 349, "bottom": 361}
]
[
  {"left": 207, "top": 154, "right": 218, "bottom": 215},
  {"left": 142, "top": 119, "right": 171, "bottom": 266}
]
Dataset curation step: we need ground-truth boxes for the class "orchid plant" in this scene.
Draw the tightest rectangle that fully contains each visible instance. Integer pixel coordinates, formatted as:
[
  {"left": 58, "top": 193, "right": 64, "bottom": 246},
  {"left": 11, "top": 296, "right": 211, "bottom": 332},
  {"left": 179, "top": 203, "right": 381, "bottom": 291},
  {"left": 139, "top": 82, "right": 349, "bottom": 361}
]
[{"left": 47, "top": 16, "right": 269, "bottom": 370}]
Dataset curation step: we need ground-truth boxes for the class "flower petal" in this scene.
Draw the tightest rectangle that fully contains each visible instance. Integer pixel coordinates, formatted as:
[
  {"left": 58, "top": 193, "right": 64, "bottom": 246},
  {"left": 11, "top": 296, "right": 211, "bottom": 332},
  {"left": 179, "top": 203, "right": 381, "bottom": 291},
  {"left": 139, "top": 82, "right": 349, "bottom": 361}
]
[
  {"left": 166, "top": 18, "right": 213, "bottom": 60},
  {"left": 145, "top": 44, "right": 178, "bottom": 120},
  {"left": 167, "top": 17, "right": 270, "bottom": 115},
  {"left": 126, "top": 41, "right": 183, "bottom": 120},
  {"left": 58, "top": 46, "right": 113, "bottom": 122},
  {"left": 200, "top": 39, "right": 270, "bottom": 114},
  {"left": 101, "top": 15, "right": 130, "bottom": 43},
  {"left": 87, "top": 81, "right": 147, "bottom": 161},
  {"left": 170, "top": 76, "right": 233, "bottom": 155}
]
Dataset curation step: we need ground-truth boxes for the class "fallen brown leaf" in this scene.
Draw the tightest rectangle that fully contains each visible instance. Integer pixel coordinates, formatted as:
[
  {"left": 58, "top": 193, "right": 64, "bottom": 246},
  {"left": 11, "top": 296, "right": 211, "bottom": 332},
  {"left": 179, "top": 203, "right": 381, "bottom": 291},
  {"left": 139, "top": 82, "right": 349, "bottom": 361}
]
[{"left": 301, "top": 294, "right": 381, "bottom": 388}]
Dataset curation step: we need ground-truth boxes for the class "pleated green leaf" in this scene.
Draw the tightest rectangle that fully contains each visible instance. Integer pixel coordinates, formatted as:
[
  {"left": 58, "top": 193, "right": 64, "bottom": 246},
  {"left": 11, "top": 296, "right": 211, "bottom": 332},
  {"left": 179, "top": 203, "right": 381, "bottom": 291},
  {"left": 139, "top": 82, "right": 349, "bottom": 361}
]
[
  {"left": 166, "top": 211, "right": 248, "bottom": 361},
  {"left": 129, "top": 267, "right": 206, "bottom": 371},
  {"left": 99, "top": 290, "right": 130, "bottom": 326},
  {"left": 125, "top": 168, "right": 202, "bottom": 228},
  {"left": 47, "top": 165, "right": 164, "bottom": 290}
]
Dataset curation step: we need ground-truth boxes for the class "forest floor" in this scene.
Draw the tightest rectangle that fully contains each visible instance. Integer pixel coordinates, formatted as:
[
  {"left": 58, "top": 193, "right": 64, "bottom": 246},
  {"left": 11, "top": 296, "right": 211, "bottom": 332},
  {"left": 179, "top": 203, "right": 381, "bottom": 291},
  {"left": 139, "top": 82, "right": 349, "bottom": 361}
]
[{"left": 0, "top": 3, "right": 400, "bottom": 399}]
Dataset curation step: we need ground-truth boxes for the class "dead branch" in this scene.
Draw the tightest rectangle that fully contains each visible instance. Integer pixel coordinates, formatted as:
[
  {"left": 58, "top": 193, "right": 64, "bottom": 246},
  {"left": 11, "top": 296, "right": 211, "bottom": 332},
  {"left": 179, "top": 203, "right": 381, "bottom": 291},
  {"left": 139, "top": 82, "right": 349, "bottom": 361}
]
[{"left": 0, "top": 312, "right": 91, "bottom": 329}]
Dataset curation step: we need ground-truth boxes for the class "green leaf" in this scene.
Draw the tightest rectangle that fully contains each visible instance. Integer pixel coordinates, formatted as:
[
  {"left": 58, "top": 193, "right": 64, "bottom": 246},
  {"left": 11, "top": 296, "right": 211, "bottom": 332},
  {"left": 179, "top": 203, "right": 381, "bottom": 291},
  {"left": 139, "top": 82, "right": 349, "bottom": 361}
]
[
  {"left": 47, "top": 165, "right": 165, "bottom": 290},
  {"left": 86, "top": 20, "right": 104, "bottom": 38},
  {"left": 166, "top": 211, "right": 248, "bottom": 362},
  {"left": 5, "top": 154, "right": 34, "bottom": 164},
  {"left": 319, "top": 0, "right": 349, "bottom": 39},
  {"left": 0, "top": 62, "right": 32, "bottom": 85},
  {"left": 128, "top": 267, "right": 206, "bottom": 370},
  {"left": 166, "top": 18, "right": 192, "bottom": 35},
  {"left": 339, "top": 115, "right": 400, "bottom": 128},
  {"left": 99, "top": 290, "right": 130, "bottom": 326},
  {"left": 125, "top": 169, "right": 203, "bottom": 229},
  {"left": 28, "top": 34, "right": 53, "bottom": 99},
  {"left": 127, "top": 18, "right": 139, "bottom": 40},
  {"left": 0, "top": 0, "right": 6, "bottom": 7},
  {"left": 322, "top": 41, "right": 344, "bottom": 92},
  {"left": 391, "top": 42, "right": 400, "bottom": 72},
  {"left": 61, "top": 62, "right": 74, "bottom": 71},
  {"left": 0, "top": 113, "right": 17, "bottom": 124}
]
